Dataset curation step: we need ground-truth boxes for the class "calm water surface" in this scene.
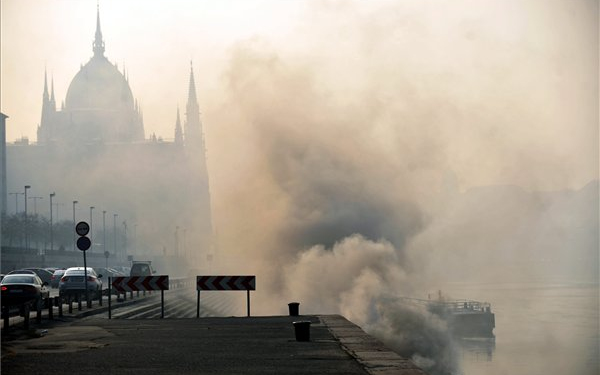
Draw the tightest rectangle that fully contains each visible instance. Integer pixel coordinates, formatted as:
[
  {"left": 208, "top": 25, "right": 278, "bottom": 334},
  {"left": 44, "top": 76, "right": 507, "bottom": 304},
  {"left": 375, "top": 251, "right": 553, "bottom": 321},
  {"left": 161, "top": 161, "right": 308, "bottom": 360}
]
[{"left": 444, "top": 282, "right": 599, "bottom": 375}]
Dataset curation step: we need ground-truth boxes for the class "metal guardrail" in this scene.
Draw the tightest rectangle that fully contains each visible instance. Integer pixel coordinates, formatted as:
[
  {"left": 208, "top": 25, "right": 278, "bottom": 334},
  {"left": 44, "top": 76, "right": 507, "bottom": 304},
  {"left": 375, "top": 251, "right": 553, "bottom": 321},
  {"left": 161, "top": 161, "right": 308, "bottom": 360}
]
[
  {"left": 2, "top": 276, "right": 253, "bottom": 328},
  {"left": 1, "top": 287, "right": 155, "bottom": 330}
]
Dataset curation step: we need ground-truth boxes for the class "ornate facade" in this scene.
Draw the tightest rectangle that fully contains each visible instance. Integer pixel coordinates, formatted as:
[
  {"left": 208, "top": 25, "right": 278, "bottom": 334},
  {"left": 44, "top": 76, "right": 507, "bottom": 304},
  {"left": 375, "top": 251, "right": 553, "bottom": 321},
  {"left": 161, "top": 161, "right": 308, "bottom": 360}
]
[{"left": 5, "top": 7, "right": 213, "bottom": 272}]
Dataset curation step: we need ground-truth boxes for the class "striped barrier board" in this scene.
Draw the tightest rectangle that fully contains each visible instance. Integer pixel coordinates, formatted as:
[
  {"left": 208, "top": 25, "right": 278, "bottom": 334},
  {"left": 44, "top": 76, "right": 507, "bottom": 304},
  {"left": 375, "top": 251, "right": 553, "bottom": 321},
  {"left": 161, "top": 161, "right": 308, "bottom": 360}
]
[
  {"left": 112, "top": 276, "right": 169, "bottom": 292},
  {"left": 196, "top": 276, "right": 255, "bottom": 291},
  {"left": 196, "top": 276, "right": 256, "bottom": 317}
]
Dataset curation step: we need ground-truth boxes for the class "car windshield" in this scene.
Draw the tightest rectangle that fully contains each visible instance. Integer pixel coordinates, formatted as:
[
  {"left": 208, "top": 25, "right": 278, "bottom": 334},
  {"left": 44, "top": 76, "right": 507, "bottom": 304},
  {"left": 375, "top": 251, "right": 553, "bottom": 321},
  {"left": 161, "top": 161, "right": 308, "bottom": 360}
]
[{"left": 2, "top": 275, "right": 37, "bottom": 284}]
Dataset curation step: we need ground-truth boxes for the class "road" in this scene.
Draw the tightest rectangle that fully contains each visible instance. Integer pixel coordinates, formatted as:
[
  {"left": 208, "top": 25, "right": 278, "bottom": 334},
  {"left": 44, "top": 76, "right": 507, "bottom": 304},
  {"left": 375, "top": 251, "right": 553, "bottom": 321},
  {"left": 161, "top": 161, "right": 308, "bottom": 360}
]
[{"left": 2, "top": 281, "right": 245, "bottom": 329}]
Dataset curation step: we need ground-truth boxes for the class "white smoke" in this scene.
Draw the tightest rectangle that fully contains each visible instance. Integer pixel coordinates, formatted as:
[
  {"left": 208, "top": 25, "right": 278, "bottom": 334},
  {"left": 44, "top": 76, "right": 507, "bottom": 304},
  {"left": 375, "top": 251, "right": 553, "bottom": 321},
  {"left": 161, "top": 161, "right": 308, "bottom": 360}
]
[{"left": 280, "top": 234, "right": 459, "bottom": 374}]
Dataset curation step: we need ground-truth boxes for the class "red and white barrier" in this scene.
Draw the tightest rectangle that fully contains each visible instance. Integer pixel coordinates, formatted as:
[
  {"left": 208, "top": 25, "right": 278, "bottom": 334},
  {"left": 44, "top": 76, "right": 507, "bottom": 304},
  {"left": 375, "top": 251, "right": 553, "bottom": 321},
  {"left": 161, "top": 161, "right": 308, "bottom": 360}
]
[{"left": 111, "top": 276, "right": 169, "bottom": 292}]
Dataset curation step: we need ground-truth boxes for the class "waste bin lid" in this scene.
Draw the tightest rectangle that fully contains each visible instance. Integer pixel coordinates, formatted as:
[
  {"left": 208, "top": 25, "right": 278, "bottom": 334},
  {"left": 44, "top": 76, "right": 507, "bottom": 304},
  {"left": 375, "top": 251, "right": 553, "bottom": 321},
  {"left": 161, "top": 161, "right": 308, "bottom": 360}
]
[{"left": 292, "top": 321, "right": 311, "bottom": 325}]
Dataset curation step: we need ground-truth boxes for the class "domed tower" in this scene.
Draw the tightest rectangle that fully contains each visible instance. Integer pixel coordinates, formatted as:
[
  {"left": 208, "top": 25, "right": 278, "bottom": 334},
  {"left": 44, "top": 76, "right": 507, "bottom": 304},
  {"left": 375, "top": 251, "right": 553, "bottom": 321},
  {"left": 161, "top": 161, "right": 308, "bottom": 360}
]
[{"left": 38, "top": 6, "right": 144, "bottom": 144}]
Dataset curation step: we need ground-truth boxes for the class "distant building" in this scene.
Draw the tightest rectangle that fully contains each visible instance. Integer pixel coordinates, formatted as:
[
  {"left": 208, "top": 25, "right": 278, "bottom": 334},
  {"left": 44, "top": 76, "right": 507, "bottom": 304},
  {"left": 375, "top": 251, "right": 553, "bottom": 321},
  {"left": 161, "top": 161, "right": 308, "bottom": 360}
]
[
  {"left": 37, "top": 9, "right": 143, "bottom": 145},
  {"left": 5, "top": 7, "right": 213, "bottom": 267}
]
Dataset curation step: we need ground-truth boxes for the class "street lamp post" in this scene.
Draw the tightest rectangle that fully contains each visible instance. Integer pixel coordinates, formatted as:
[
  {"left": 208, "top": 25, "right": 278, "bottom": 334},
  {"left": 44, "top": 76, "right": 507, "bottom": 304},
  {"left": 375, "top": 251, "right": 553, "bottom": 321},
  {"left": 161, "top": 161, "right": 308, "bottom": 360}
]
[
  {"left": 24, "top": 186, "right": 30, "bottom": 214},
  {"left": 113, "top": 214, "right": 118, "bottom": 259},
  {"left": 24, "top": 185, "right": 30, "bottom": 250},
  {"left": 103, "top": 210, "right": 107, "bottom": 266},
  {"left": 175, "top": 226, "right": 179, "bottom": 256},
  {"left": 90, "top": 206, "right": 95, "bottom": 251},
  {"left": 183, "top": 228, "right": 187, "bottom": 259},
  {"left": 49, "top": 192, "right": 55, "bottom": 252},
  {"left": 72, "top": 200, "right": 78, "bottom": 251},
  {"left": 123, "top": 220, "right": 128, "bottom": 259}
]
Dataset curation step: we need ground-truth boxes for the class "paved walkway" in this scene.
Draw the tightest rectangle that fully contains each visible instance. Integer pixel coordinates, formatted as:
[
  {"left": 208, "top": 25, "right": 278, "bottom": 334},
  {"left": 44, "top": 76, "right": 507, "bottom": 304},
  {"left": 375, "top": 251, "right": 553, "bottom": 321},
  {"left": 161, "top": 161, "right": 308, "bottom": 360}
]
[{"left": 1, "top": 315, "right": 425, "bottom": 374}]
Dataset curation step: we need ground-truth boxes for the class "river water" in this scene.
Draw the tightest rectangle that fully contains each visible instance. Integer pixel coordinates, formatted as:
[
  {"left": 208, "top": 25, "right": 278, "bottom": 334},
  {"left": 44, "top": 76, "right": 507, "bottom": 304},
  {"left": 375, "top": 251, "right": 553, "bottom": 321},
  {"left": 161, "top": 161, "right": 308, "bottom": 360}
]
[{"left": 443, "top": 281, "right": 599, "bottom": 375}]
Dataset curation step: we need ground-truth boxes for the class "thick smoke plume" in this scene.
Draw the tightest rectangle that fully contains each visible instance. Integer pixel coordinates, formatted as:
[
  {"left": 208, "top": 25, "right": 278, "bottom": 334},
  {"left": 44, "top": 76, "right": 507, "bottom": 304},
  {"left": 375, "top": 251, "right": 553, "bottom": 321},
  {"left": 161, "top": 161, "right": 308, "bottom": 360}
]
[
  {"left": 208, "top": 38, "right": 460, "bottom": 374},
  {"left": 202, "top": 2, "right": 597, "bottom": 374}
]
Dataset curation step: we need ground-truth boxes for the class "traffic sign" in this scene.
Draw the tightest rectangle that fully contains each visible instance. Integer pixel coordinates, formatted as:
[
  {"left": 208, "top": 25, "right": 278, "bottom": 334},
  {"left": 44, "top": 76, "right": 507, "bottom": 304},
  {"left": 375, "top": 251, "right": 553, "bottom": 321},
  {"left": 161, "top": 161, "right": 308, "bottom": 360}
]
[
  {"left": 196, "top": 276, "right": 256, "bottom": 291},
  {"left": 111, "top": 276, "right": 169, "bottom": 292},
  {"left": 196, "top": 275, "right": 256, "bottom": 318},
  {"left": 75, "top": 221, "right": 90, "bottom": 236},
  {"left": 77, "top": 236, "right": 91, "bottom": 251}
]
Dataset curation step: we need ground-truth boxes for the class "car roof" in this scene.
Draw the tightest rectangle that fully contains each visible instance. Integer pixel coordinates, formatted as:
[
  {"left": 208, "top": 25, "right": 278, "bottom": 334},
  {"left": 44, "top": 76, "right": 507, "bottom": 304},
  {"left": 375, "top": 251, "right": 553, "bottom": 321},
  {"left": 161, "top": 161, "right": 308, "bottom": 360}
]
[
  {"left": 64, "top": 267, "right": 96, "bottom": 273},
  {"left": 26, "top": 268, "right": 53, "bottom": 274},
  {"left": 1, "top": 274, "right": 41, "bottom": 284},
  {"left": 7, "top": 269, "right": 36, "bottom": 275}
]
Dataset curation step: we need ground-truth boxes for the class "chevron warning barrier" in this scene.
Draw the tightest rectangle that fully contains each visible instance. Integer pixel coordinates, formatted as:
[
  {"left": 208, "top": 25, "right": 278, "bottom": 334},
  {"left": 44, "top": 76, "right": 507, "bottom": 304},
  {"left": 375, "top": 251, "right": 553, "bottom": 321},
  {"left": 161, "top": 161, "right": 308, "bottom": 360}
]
[
  {"left": 196, "top": 276, "right": 256, "bottom": 317},
  {"left": 196, "top": 276, "right": 256, "bottom": 291},
  {"left": 111, "top": 276, "right": 169, "bottom": 292}
]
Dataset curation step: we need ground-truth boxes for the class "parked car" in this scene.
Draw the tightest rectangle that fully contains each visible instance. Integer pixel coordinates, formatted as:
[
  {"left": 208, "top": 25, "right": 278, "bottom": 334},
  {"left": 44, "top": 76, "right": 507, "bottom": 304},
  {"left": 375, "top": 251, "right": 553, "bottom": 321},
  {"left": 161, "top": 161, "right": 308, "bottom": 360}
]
[
  {"left": 7, "top": 269, "right": 36, "bottom": 275},
  {"left": 1, "top": 273, "right": 50, "bottom": 308},
  {"left": 95, "top": 267, "right": 124, "bottom": 279},
  {"left": 58, "top": 267, "right": 103, "bottom": 298},
  {"left": 50, "top": 269, "right": 66, "bottom": 288},
  {"left": 22, "top": 268, "right": 54, "bottom": 285},
  {"left": 130, "top": 261, "right": 155, "bottom": 276},
  {"left": 112, "top": 266, "right": 131, "bottom": 275},
  {"left": 8, "top": 268, "right": 54, "bottom": 285}
]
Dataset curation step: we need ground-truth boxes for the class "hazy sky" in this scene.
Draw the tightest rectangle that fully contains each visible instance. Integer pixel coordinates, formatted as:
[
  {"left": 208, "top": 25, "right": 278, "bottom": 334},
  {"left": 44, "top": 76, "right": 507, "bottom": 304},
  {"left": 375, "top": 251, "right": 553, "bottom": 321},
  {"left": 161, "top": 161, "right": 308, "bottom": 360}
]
[{"left": 1, "top": 0, "right": 598, "bottom": 190}]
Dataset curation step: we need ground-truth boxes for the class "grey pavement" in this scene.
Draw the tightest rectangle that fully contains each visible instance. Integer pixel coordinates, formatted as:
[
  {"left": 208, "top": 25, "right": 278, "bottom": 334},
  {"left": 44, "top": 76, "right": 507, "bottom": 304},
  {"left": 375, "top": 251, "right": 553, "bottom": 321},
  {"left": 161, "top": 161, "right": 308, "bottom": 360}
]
[{"left": 1, "top": 314, "right": 425, "bottom": 374}]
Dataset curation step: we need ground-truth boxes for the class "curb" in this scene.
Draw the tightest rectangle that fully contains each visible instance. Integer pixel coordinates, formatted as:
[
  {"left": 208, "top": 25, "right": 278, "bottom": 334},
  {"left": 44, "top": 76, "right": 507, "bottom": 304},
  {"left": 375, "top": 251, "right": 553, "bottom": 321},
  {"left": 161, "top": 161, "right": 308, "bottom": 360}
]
[{"left": 320, "top": 315, "right": 427, "bottom": 375}]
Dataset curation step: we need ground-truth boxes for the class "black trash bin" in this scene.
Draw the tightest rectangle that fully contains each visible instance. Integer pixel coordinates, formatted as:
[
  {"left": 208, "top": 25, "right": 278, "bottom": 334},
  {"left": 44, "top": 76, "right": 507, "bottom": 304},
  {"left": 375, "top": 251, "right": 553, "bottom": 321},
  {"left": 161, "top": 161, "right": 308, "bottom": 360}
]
[
  {"left": 293, "top": 321, "right": 311, "bottom": 341},
  {"left": 288, "top": 302, "right": 300, "bottom": 316}
]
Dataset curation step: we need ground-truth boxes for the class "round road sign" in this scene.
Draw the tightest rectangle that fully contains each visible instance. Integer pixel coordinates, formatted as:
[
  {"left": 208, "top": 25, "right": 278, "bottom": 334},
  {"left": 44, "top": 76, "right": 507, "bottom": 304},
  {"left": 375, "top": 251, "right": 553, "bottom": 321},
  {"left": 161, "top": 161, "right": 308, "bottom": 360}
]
[
  {"left": 75, "top": 221, "right": 90, "bottom": 236},
  {"left": 104, "top": 251, "right": 110, "bottom": 258},
  {"left": 77, "top": 236, "right": 91, "bottom": 251}
]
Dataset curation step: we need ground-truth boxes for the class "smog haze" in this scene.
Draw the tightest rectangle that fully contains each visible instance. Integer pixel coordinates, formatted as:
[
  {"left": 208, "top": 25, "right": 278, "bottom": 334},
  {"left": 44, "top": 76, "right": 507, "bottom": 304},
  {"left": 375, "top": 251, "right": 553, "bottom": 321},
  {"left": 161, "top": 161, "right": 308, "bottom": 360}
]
[{"left": 1, "top": 1, "right": 598, "bottom": 375}]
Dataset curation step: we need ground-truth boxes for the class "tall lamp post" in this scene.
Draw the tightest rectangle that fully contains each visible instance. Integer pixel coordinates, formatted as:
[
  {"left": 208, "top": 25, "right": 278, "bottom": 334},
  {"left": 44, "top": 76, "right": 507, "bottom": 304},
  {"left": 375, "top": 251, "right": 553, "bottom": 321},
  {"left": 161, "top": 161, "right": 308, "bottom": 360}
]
[
  {"left": 72, "top": 200, "right": 78, "bottom": 251},
  {"left": 49, "top": 192, "right": 55, "bottom": 252},
  {"left": 24, "top": 185, "right": 30, "bottom": 250},
  {"left": 123, "top": 220, "right": 128, "bottom": 259},
  {"left": 89, "top": 206, "right": 95, "bottom": 251},
  {"left": 113, "top": 214, "right": 118, "bottom": 260},
  {"left": 103, "top": 210, "right": 107, "bottom": 267},
  {"left": 175, "top": 226, "right": 179, "bottom": 256}
]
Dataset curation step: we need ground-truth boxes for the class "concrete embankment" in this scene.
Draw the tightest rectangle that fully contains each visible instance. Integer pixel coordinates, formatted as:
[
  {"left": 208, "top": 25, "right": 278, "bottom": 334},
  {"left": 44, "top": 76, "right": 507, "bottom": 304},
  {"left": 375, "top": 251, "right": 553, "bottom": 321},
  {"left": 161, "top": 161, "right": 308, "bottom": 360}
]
[{"left": 1, "top": 314, "right": 425, "bottom": 375}]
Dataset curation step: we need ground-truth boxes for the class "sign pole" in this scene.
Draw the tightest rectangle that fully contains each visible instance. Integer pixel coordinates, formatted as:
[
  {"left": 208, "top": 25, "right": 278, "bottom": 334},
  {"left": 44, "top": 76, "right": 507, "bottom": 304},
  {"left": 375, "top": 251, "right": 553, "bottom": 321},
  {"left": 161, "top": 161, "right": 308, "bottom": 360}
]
[
  {"left": 83, "top": 249, "right": 89, "bottom": 306},
  {"left": 247, "top": 290, "right": 250, "bottom": 317},
  {"left": 161, "top": 290, "right": 164, "bottom": 319},
  {"left": 108, "top": 277, "right": 112, "bottom": 319},
  {"left": 75, "top": 221, "right": 92, "bottom": 308},
  {"left": 197, "top": 290, "right": 200, "bottom": 318}
]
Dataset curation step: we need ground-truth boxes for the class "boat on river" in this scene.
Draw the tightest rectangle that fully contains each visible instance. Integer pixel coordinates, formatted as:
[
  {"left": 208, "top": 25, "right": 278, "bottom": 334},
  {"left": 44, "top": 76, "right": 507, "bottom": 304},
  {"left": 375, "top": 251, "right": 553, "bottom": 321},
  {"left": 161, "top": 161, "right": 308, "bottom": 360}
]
[{"left": 400, "top": 293, "right": 496, "bottom": 338}]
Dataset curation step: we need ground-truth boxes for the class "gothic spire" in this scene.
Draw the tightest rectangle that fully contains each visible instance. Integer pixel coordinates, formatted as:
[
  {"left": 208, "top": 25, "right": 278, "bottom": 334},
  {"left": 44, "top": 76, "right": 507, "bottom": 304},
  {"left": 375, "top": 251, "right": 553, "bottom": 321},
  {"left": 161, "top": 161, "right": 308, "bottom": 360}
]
[
  {"left": 175, "top": 106, "right": 183, "bottom": 145},
  {"left": 188, "top": 61, "right": 198, "bottom": 104},
  {"left": 43, "top": 68, "right": 49, "bottom": 102},
  {"left": 50, "top": 75, "right": 56, "bottom": 104},
  {"left": 185, "top": 60, "right": 202, "bottom": 147},
  {"left": 93, "top": 3, "right": 105, "bottom": 57}
]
